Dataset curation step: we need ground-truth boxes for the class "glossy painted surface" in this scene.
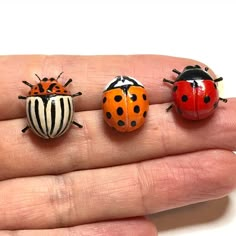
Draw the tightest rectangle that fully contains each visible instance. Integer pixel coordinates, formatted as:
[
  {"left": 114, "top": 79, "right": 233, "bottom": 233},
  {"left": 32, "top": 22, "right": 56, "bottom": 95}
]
[
  {"left": 26, "top": 95, "right": 74, "bottom": 139},
  {"left": 173, "top": 79, "right": 219, "bottom": 120},
  {"left": 19, "top": 74, "right": 82, "bottom": 139},
  {"left": 102, "top": 76, "right": 149, "bottom": 132},
  {"left": 29, "top": 78, "right": 71, "bottom": 96}
]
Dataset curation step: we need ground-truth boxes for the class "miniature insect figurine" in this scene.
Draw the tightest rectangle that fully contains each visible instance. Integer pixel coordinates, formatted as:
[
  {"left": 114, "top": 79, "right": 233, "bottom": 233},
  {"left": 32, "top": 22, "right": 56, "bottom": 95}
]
[
  {"left": 102, "top": 75, "right": 149, "bottom": 132},
  {"left": 18, "top": 72, "right": 83, "bottom": 139},
  {"left": 163, "top": 65, "right": 227, "bottom": 120}
]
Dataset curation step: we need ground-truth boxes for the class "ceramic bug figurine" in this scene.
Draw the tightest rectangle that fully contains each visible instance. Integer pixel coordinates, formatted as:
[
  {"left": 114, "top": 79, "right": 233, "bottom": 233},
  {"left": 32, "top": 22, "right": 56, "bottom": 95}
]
[
  {"left": 102, "top": 75, "right": 149, "bottom": 132},
  {"left": 163, "top": 65, "right": 227, "bottom": 120},
  {"left": 18, "top": 72, "right": 82, "bottom": 139}
]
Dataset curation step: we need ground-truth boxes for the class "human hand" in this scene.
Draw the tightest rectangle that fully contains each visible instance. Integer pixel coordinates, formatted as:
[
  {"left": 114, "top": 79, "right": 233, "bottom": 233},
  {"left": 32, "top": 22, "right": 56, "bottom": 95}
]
[{"left": 0, "top": 55, "right": 235, "bottom": 235}]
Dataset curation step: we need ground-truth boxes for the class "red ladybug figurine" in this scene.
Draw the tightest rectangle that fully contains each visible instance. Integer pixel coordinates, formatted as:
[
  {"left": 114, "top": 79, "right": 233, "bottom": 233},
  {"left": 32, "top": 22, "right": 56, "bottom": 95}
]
[{"left": 163, "top": 65, "right": 227, "bottom": 120}]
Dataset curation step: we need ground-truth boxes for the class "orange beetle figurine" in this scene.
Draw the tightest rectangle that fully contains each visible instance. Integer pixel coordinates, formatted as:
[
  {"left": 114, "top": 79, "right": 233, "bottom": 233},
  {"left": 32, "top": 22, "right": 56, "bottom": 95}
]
[{"left": 102, "top": 76, "right": 149, "bottom": 132}]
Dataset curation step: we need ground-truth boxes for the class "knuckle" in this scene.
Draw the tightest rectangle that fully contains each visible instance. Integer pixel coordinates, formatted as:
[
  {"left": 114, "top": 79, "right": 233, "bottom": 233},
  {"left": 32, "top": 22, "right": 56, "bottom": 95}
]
[
  {"left": 135, "top": 163, "right": 153, "bottom": 214},
  {"left": 49, "top": 175, "right": 76, "bottom": 227}
]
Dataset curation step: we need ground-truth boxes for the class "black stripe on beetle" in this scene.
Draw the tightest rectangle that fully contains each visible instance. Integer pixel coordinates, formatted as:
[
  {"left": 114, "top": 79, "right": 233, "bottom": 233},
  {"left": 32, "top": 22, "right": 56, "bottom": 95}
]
[
  {"left": 35, "top": 99, "right": 46, "bottom": 136},
  {"left": 50, "top": 100, "right": 56, "bottom": 135},
  {"left": 55, "top": 98, "right": 65, "bottom": 136}
]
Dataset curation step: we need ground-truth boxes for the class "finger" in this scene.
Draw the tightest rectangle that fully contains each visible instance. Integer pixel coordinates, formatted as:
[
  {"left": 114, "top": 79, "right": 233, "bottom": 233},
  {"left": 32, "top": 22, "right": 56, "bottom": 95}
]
[
  {"left": 0, "top": 99, "right": 235, "bottom": 180},
  {"left": 1, "top": 217, "right": 157, "bottom": 236},
  {"left": 1, "top": 55, "right": 209, "bottom": 120},
  {"left": 0, "top": 149, "right": 235, "bottom": 229}
]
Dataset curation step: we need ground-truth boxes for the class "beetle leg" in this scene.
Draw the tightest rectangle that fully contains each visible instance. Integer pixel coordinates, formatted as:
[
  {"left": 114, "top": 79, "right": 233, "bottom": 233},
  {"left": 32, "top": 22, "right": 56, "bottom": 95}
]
[
  {"left": 172, "top": 69, "right": 181, "bottom": 75},
  {"left": 215, "top": 77, "right": 223, "bottom": 82},
  {"left": 21, "top": 126, "right": 30, "bottom": 133},
  {"left": 219, "top": 97, "right": 228, "bottom": 103},
  {"left": 72, "top": 121, "right": 83, "bottom": 128},
  {"left": 163, "top": 78, "right": 174, "bottom": 84},
  {"left": 64, "top": 78, "right": 72, "bottom": 87},
  {"left": 22, "top": 81, "right": 33, "bottom": 88},
  {"left": 72, "top": 92, "right": 82, "bottom": 97},
  {"left": 166, "top": 104, "right": 174, "bottom": 112},
  {"left": 18, "top": 95, "right": 27, "bottom": 99}
]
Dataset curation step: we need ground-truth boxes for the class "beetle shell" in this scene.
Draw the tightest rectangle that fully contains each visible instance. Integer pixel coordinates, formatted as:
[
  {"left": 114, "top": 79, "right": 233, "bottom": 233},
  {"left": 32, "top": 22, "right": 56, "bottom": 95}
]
[
  {"left": 26, "top": 95, "right": 74, "bottom": 138},
  {"left": 19, "top": 74, "right": 82, "bottom": 139},
  {"left": 102, "top": 76, "right": 149, "bottom": 132},
  {"left": 165, "top": 65, "right": 226, "bottom": 120}
]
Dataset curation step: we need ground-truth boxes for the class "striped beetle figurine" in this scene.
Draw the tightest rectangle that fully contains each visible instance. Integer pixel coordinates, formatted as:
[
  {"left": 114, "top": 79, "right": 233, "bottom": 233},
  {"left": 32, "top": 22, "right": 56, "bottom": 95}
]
[{"left": 18, "top": 72, "right": 83, "bottom": 139}]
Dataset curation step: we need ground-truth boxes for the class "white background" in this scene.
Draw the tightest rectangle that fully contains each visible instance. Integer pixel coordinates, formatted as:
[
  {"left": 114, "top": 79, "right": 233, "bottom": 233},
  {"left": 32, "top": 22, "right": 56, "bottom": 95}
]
[{"left": 0, "top": 1, "right": 235, "bottom": 235}]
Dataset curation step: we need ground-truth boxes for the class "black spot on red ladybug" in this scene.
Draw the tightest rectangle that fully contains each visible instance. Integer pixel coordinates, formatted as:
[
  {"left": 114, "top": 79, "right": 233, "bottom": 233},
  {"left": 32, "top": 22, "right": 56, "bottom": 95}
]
[
  {"left": 106, "top": 112, "right": 112, "bottom": 119},
  {"left": 64, "top": 90, "right": 67, "bottom": 93},
  {"left": 55, "top": 86, "right": 60, "bottom": 89},
  {"left": 131, "top": 94, "right": 137, "bottom": 102},
  {"left": 117, "top": 107, "right": 123, "bottom": 116},
  {"left": 134, "top": 105, "right": 140, "bottom": 113},
  {"left": 143, "top": 94, "right": 147, "bottom": 100},
  {"left": 56, "top": 90, "right": 61, "bottom": 92},
  {"left": 114, "top": 95, "right": 122, "bottom": 102},
  {"left": 173, "top": 86, "right": 178, "bottom": 92},
  {"left": 118, "top": 120, "right": 125, "bottom": 126},
  {"left": 181, "top": 95, "right": 188, "bottom": 102},
  {"left": 131, "top": 121, "right": 136, "bottom": 127},
  {"left": 204, "top": 96, "right": 211, "bottom": 104},
  {"left": 103, "top": 97, "right": 107, "bottom": 103},
  {"left": 143, "top": 111, "right": 147, "bottom": 118},
  {"left": 34, "top": 92, "right": 38, "bottom": 95}
]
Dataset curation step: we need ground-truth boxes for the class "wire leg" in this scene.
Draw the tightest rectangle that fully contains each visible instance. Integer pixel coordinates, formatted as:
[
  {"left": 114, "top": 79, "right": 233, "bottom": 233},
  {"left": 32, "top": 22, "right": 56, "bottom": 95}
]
[
  {"left": 18, "top": 95, "right": 27, "bottom": 99},
  {"left": 219, "top": 97, "right": 228, "bottom": 103},
  {"left": 22, "top": 126, "right": 30, "bottom": 133},
  {"left": 64, "top": 78, "right": 73, "bottom": 87},
  {"left": 72, "top": 92, "right": 82, "bottom": 97},
  {"left": 72, "top": 121, "right": 83, "bottom": 128},
  {"left": 215, "top": 77, "right": 223, "bottom": 82},
  {"left": 163, "top": 78, "right": 174, "bottom": 84},
  {"left": 172, "top": 69, "right": 181, "bottom": 75},
  {"left": 166, "top": 104, "right": 174, "bottom": 112},
  {"left": 22, "top": 81, "right": 33, "bottom": 88}
]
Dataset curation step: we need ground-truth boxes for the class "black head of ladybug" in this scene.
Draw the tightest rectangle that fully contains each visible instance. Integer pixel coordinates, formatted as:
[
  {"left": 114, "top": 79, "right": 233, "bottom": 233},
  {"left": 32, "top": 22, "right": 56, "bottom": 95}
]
[{"left": 174, "top": 65, "right": 213, "bottom": 82}]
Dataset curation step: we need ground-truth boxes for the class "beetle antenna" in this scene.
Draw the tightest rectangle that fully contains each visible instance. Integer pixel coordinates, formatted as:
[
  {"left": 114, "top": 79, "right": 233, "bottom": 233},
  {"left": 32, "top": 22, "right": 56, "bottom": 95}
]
[
  {"left": 172, "top": 69, "right": 181, "bottom": 75},
  {"left": 35, "top": 74, "right": 41, "bottom": 81},
  {"left": 57, "top": 72, "right": 64, "bottom": 80}
]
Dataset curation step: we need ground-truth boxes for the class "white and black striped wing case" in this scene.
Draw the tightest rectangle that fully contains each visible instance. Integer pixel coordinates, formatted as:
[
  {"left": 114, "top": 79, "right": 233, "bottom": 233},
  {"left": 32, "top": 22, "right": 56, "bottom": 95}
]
[{"left": 26, "top": 95, "right": 74, "bottom": 139}]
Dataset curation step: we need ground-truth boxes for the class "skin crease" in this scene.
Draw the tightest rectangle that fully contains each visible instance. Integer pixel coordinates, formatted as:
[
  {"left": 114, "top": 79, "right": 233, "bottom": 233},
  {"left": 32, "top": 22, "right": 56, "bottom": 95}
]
[{"left": 0, "top": 55, "right": 235, "bottom": 235}]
